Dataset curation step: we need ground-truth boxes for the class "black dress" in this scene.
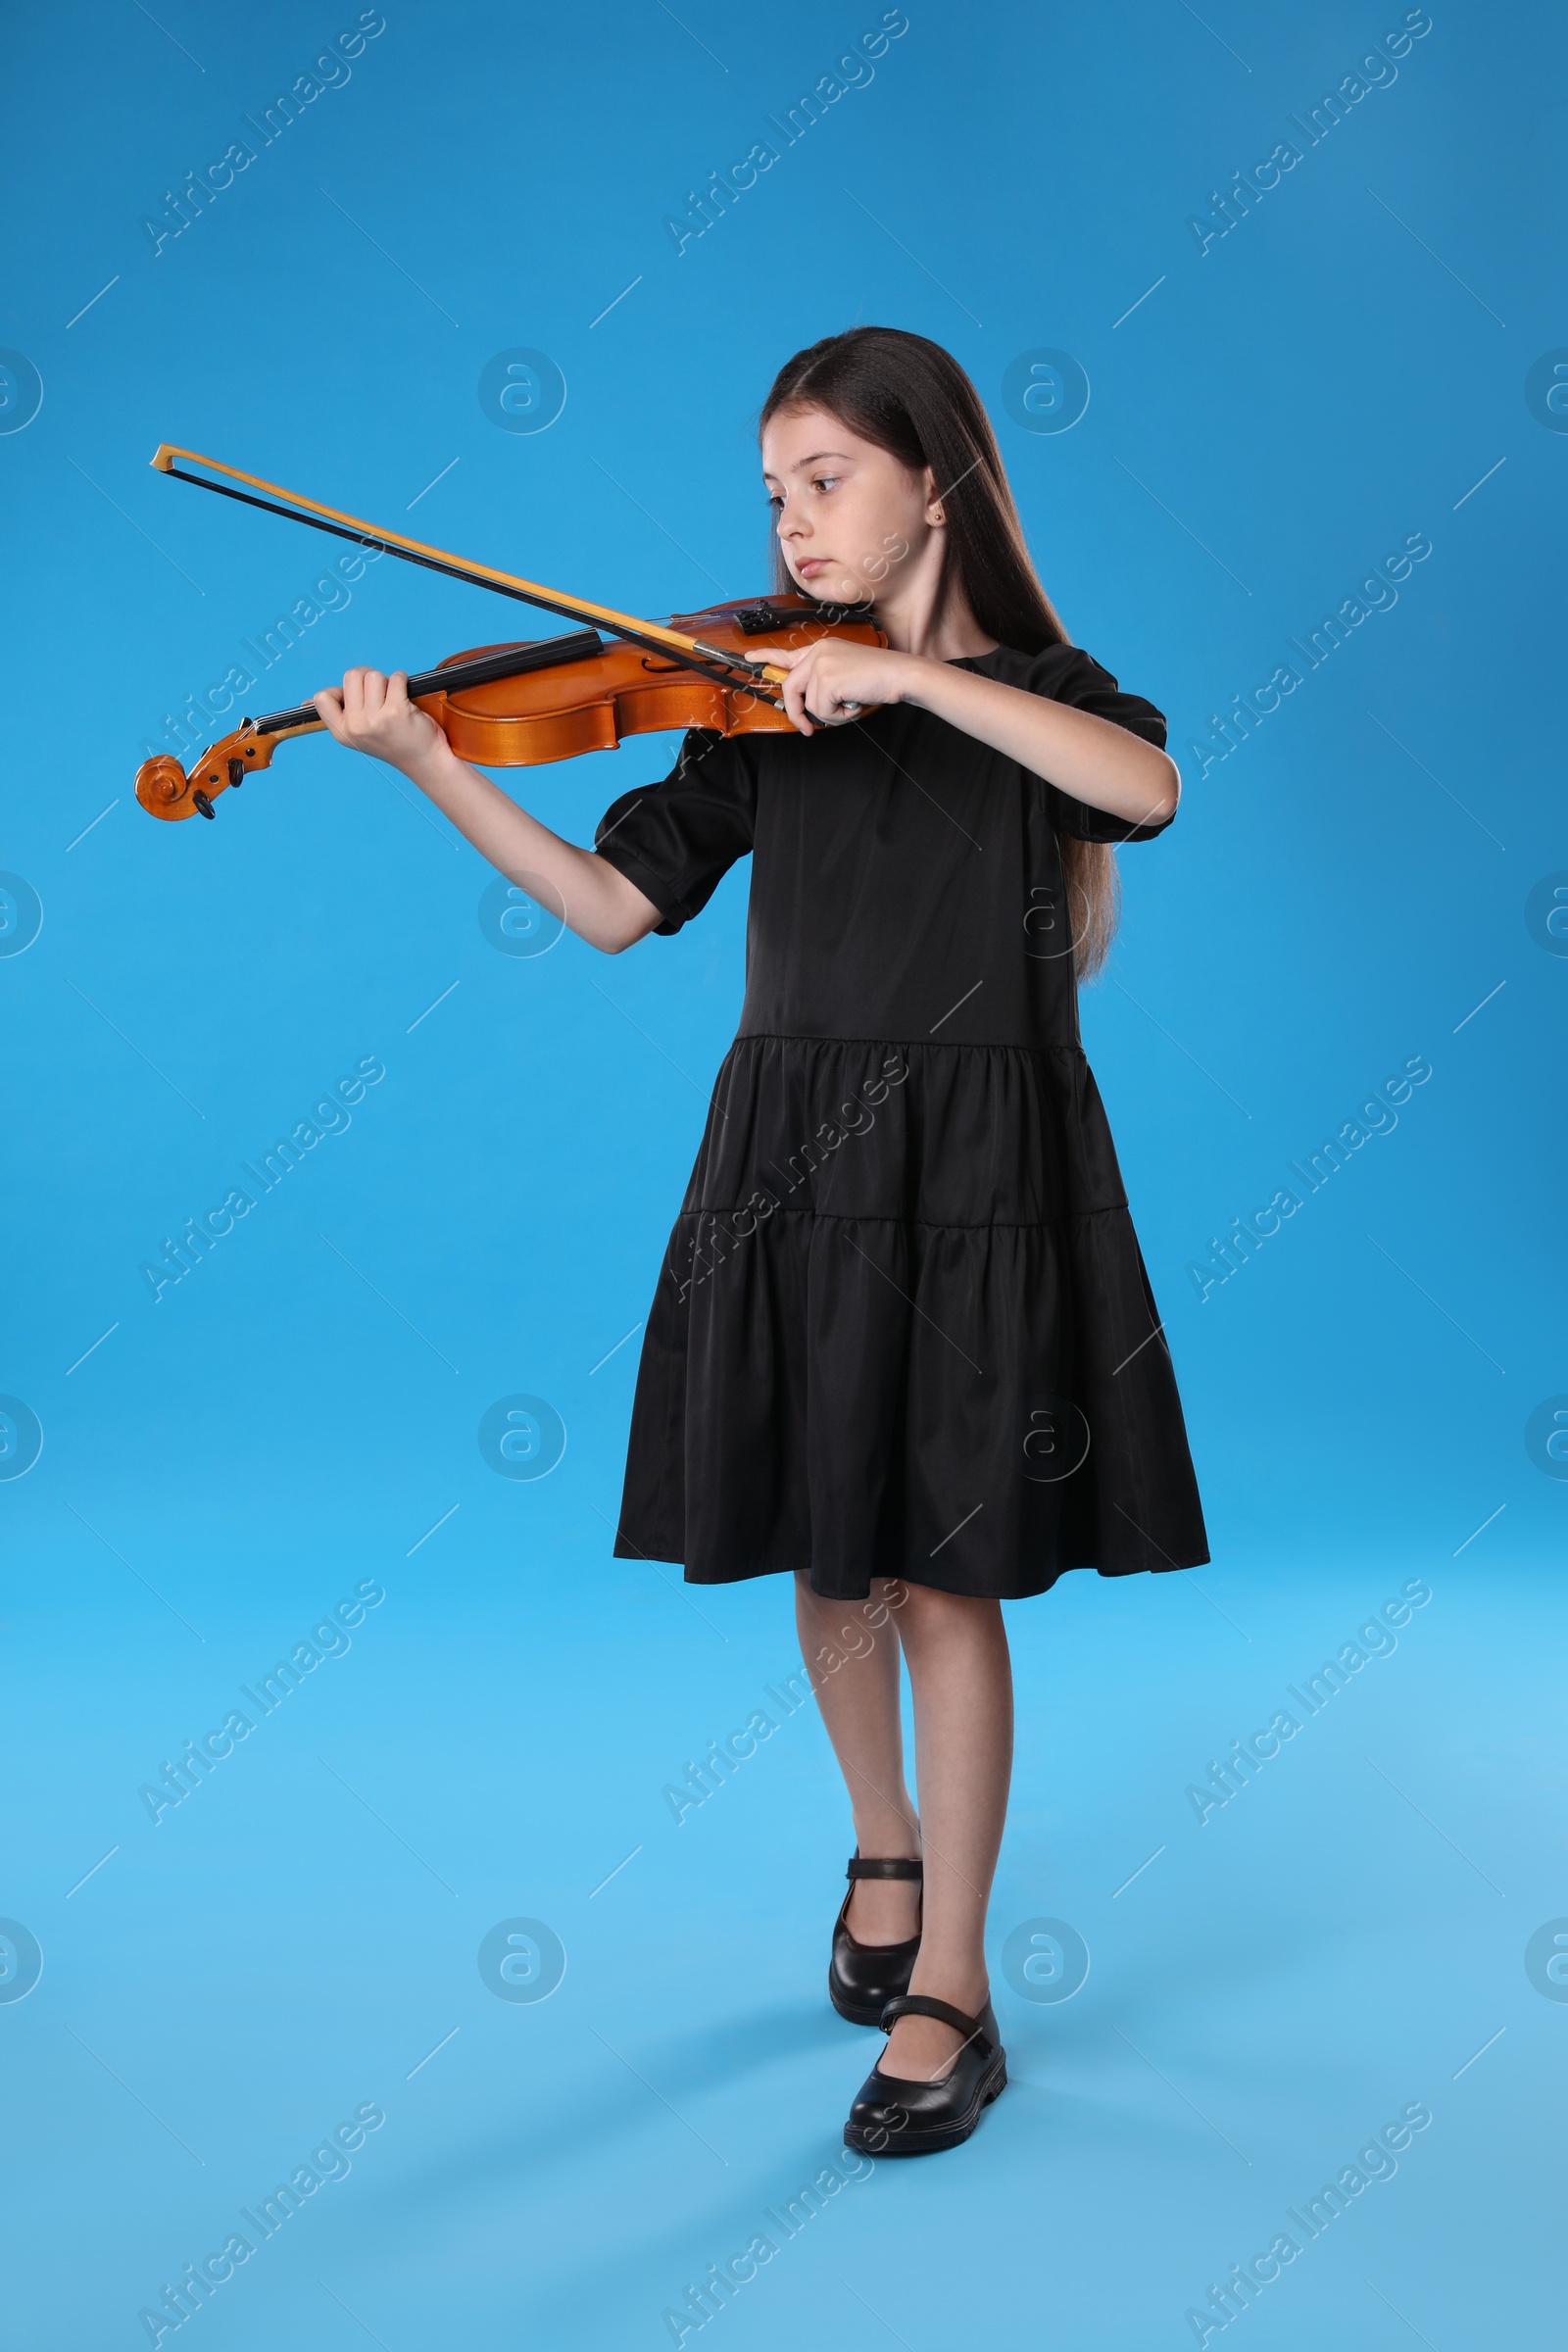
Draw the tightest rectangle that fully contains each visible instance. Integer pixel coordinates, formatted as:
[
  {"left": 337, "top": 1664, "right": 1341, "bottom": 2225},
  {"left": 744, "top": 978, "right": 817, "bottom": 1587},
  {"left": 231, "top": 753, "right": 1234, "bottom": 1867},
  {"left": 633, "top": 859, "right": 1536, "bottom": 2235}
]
[{"left": 594, "top": 641, "right": 1209, "bottom": 1602}]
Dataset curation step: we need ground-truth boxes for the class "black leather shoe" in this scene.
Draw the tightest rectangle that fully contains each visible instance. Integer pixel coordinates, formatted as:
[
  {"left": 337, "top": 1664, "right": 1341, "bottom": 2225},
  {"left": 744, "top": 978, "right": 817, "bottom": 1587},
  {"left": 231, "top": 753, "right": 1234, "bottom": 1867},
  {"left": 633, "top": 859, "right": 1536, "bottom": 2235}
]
[
  {"left": 843, "top": 1992, "right": 1007, "bottom": 2156},
  {"left": 828, "top": 1854, "right": 922, "bottom": 2026}
]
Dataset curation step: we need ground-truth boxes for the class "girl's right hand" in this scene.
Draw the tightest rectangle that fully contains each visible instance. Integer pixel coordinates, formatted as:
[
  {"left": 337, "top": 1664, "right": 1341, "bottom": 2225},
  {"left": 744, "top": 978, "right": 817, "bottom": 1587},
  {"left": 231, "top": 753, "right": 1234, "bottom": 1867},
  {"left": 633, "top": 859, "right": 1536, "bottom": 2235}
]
[{"left": 312, "top": 667, "right": 445, "bottom": 778}]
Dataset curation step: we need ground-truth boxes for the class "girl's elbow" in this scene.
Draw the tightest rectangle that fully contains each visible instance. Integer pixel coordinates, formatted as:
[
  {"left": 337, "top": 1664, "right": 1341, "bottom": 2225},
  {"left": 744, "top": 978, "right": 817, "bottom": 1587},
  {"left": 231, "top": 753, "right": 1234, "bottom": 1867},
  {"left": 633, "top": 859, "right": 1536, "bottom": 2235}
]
[
  {"left": 600, "top": 907, "right": 663, "bottom": 955},
  {"left": 593, "top": 859, "right": 663, "bottom": 951}
]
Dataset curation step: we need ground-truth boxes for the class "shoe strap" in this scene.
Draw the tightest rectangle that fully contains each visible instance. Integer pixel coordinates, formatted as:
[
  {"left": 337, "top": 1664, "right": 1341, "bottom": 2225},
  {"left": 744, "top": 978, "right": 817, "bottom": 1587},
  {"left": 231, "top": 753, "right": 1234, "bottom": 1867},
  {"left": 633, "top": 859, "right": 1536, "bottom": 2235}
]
[
  {"left": 879, "top": 1993, "right": 992, "bottom": 2051},
  {"left": 846, "top": 1855, "right": 923, "bottom": 1881}
]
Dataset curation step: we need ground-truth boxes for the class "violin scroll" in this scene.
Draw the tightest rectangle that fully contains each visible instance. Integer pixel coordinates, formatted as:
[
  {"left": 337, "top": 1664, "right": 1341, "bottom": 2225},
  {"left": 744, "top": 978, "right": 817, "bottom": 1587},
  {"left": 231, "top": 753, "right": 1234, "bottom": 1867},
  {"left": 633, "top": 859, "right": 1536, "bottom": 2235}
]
[
  {"left": 135, "top": 722, "right": 288, "bottom": 820},
  {"left": 135, "top": 755, "right": 200, "bottom": 819}
]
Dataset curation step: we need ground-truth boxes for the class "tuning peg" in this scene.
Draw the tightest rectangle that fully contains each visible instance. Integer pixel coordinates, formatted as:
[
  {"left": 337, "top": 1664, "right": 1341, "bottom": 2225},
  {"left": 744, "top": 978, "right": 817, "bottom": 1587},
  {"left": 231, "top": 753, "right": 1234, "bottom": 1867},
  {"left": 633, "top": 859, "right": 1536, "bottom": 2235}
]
[{"left": 192, "top": 789, "right": 216, "bottom": 819}]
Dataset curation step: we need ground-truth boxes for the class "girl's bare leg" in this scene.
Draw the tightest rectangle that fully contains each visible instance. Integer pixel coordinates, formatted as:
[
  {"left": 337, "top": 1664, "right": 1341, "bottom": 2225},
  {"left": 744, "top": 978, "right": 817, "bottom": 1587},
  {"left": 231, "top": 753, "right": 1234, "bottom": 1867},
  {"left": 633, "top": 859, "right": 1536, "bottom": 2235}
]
[
  {"left": 794, "top": 1574, "right": 921, "bottom": 1942},
  {"left": 794, "top": 1575, "right": 1014, "bottom": 2080},
  {"left": 866, "top": 1584, "right": 1012, "bottom": 2080}
]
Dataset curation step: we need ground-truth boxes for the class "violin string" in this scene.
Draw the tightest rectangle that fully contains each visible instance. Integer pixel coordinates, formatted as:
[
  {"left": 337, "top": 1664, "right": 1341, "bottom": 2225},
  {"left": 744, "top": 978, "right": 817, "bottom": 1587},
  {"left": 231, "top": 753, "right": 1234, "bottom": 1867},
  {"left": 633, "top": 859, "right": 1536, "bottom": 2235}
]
[
  {"left": 162, "top": 465, "right": 782, "bottom": 702},
  {"left": 248, "top": 630, "right": 608, "bottom": 738}
]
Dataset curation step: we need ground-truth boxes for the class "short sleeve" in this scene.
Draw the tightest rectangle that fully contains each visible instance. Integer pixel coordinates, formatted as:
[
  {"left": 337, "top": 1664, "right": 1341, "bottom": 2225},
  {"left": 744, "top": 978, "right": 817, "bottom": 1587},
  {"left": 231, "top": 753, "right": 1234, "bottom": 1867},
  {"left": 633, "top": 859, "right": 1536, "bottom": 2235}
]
[
  {"left": 1022, "top": 643, "right": 1175, "bottom": 844},
  {"left": 593, "top": 730, "right": 757, "bottom": 935}
]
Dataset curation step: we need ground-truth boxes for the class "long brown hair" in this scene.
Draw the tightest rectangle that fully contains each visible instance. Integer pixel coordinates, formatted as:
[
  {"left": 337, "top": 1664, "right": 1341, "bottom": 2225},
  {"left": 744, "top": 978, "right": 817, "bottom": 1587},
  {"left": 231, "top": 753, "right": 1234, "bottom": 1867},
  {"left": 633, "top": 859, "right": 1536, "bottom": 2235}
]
[{"left": 760, "top": 326, "right": 1121, "bottom": 981}]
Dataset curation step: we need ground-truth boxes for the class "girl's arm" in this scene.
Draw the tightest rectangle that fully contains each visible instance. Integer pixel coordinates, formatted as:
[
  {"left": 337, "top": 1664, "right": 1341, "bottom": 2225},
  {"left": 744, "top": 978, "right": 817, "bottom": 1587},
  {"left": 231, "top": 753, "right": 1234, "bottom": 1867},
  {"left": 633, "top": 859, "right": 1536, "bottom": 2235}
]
[
  {"left": 311, "top": 667, "right": 664, "bottom": 953},
  {"left": 760, "top": 641, "right": 1180, "bottom": 831}
]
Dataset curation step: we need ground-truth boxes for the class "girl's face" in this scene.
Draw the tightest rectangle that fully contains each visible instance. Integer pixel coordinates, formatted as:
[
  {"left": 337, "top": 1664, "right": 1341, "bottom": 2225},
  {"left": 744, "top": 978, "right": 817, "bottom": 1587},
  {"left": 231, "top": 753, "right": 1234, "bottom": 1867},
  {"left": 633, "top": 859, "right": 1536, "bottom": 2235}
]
[{"left": 760, "top": 403, "right": 937, "bottom": 606}]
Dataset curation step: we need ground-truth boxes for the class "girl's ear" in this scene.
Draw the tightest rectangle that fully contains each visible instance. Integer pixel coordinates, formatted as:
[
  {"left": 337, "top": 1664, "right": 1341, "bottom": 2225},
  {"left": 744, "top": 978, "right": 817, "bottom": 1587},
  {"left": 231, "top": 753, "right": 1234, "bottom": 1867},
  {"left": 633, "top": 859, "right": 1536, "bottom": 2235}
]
[{"left": 923, "top": 466, "right": 945, "bottom": 526}]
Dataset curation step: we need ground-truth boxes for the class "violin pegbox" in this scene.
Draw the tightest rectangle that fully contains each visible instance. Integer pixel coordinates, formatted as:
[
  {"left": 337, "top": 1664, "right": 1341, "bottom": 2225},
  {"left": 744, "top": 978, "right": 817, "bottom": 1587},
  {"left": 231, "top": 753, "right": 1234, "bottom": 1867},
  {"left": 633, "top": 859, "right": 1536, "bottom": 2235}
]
[{"left": 134, "top": 724, "right": 270, "bottom": 821}]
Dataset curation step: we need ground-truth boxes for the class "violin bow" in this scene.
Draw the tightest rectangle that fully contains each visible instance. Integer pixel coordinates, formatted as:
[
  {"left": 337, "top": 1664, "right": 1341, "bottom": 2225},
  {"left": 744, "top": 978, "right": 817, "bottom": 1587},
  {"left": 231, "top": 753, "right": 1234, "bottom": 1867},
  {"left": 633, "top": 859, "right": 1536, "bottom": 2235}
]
[{"left": 148, "top": 443, "right": 791, "bottom": 697}]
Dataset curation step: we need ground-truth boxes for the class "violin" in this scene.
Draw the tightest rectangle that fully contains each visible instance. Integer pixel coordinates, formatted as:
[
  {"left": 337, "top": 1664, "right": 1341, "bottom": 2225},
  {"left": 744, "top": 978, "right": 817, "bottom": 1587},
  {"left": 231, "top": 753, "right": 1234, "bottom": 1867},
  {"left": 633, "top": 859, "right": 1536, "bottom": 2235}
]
[{"left": 133, "top": 447, "right": 886, "bottom": 823}]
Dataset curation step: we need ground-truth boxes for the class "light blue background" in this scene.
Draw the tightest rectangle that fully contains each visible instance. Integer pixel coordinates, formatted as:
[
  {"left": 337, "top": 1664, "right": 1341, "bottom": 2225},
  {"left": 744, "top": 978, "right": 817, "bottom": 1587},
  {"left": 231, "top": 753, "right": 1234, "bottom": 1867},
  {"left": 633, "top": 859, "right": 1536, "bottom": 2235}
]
[{"left": 1, "top": 3, "right": 1562, "bottom": 2346}]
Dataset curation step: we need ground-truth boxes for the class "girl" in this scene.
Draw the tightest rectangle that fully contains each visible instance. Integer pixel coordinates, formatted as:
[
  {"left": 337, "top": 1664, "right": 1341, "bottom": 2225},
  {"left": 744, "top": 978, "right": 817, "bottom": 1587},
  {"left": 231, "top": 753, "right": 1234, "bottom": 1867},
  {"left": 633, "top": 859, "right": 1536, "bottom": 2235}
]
[{"left": 314, "top": 326, "right": 1208, "bottom": 2157}]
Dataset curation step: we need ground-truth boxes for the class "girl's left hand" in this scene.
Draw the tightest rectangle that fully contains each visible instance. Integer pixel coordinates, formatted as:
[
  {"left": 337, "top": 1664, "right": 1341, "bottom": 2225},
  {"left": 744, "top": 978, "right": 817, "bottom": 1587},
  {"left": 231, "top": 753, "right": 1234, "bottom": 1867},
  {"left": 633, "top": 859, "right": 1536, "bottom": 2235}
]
[{"left": 749, "top": 639, "right": 916, "bottom": 735}]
